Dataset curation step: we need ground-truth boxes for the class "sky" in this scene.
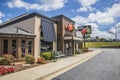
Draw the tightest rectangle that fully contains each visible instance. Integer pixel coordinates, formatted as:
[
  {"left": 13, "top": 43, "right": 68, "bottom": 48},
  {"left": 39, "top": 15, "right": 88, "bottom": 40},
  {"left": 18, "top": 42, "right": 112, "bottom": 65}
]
[{"left": 0, "top": 0, "right": 120, "bottom": 39}]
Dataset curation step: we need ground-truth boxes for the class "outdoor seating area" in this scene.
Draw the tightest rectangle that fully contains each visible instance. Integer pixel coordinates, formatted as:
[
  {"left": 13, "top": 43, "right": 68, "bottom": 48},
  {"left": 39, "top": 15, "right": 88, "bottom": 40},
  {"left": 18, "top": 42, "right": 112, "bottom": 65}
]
[
  {"left": 76, "top": 49, "right": 84, "bottom": 54},
  {"left": 51, "top": 51, "right": 66, "bottom": 61}
]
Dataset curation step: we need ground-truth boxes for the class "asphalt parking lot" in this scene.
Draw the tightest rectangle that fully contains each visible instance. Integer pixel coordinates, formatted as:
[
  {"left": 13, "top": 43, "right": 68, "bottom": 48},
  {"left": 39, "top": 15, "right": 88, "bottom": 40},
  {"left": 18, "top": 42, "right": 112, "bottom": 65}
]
[{"left": 52, "top": 48, "right": 120, "bottom": 80}]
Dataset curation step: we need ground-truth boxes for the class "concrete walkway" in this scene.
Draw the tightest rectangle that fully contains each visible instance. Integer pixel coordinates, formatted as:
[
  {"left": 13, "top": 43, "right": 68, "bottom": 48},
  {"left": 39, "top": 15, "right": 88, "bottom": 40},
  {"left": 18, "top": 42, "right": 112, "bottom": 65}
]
[{"left": 0, "top": 50, "right": 102, "bottom": 80}]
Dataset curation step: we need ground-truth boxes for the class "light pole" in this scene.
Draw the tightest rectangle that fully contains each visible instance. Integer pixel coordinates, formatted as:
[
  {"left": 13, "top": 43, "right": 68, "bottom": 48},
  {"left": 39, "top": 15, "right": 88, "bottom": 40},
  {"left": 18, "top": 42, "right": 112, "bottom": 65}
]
[{"left": 108, "top": 26, "right": 120, "bottom": 41}]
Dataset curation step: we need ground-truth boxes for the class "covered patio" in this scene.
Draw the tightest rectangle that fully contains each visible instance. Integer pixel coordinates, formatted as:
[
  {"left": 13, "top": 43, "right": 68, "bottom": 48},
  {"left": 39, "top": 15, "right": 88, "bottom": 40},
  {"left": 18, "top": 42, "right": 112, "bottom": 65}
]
[
  {"left": 64, "top": 35, "right": 82, "bottom": 56},
  {"left": 0, "top": 26, "right": 35, "bottom": 60}
]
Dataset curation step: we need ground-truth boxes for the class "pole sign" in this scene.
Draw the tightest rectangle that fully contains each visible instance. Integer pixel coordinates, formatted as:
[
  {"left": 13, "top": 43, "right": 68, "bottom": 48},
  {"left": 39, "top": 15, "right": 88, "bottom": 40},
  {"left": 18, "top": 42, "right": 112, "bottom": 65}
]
[
  {"left": 77, "top": 25, "right": 92, "bottom": 34},
  {"left": 81, "top": 28, "right": 87, "bottom": 34}
]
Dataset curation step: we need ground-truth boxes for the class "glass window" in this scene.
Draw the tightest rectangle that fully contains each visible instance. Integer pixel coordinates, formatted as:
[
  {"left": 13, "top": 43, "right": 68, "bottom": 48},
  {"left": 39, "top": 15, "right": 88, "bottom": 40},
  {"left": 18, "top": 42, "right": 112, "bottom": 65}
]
[
  {"left": 21, "top": 40, "right": 25, "bottom": 57},
  {"left": 3, "top": 39, "right": 8, "bottom": 54},
  {"left": 41, "top": 40, "right": 53, "bottom": 52},
  {"left": 12, "top": 40, "right": 17, "bottom": 58},
  {"left": 28, "top": 39, "right": 32, "bottom": 54}
]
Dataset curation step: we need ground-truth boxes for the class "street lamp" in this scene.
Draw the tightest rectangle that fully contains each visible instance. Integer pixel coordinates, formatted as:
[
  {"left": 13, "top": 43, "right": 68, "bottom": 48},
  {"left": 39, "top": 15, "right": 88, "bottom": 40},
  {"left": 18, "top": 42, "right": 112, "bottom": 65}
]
[
  {"left": 108, "top": 31, "right": 115, "bottom": 40},
  {"left": 108, "top": 26, "right": 120, "bottom": 41}
]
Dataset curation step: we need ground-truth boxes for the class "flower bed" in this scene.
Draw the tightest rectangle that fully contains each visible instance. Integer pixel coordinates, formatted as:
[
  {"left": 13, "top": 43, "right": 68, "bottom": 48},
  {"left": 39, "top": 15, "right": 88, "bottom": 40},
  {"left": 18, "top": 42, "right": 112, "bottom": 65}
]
[
  {"left": 0, "top": 66, "right": 14, "bottom": 75},
  {"left": 0, "top": 54, "right": 52, "bottom": 76}
]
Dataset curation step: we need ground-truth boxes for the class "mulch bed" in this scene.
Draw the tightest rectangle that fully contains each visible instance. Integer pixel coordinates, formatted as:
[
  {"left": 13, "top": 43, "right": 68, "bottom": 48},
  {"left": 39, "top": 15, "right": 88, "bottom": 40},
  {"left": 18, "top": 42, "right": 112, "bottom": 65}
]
[
  {"left": 14, "top": 63, "right": 41, "bottom": 72},
  {"left": 14, "top": 60, "right": 52, "bottom": 72}
]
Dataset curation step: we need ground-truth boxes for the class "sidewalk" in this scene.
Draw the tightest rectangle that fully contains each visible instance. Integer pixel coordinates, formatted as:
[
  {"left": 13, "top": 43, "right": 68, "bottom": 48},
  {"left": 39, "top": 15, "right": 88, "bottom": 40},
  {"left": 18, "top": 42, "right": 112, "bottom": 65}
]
[{"left": 0, "top": 50, "right": 102, "bottom": 80}]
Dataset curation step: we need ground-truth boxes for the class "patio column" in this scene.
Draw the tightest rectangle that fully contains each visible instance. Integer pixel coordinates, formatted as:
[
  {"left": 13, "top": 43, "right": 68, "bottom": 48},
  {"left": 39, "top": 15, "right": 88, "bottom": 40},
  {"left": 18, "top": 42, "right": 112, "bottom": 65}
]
[
  {"left": 25, "top": 39, "right": 28, "bottom": 56},
  {"left": 17, "top": 38, "right": 21, "bottom": 59},
  {"left": 72, "top": 41, "right": 75, "bottom": 55},
  {"left": 76, "top": 42, "right": 78, "bottom": 50}
]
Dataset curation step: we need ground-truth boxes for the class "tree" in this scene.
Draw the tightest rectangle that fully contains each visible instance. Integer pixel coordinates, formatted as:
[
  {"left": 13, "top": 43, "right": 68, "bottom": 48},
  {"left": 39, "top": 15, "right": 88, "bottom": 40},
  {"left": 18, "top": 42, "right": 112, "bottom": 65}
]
[
  {"left": 100, "top": 38, "right": 105, "bottom": 41},
  {"left": 96, "top": 36, "right": 99, "bottom": 41}
]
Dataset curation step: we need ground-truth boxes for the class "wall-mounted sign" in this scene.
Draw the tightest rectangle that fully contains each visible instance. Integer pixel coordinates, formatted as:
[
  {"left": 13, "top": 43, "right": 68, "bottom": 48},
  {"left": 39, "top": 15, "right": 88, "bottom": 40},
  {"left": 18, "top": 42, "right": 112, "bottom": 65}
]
[
  {"left": 65, "top": 24, "right": 74, "bottom": 32},
  {"left": 77, "top": 25, "right": 92, "bottom": 34}
]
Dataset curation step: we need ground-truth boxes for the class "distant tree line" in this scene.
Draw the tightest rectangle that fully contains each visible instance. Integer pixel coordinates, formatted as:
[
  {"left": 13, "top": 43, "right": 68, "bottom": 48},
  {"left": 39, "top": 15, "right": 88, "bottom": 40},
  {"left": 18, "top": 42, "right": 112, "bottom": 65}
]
[{"left": 86, "top": 36, "right": 119, "bottom": 42}]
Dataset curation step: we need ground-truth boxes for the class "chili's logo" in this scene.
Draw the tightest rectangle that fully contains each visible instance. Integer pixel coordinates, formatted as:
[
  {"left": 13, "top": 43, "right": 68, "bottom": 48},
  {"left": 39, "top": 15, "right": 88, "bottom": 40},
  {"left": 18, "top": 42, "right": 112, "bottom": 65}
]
[{"left": 65, "top": 24, "right": 74, "bottom": 32}]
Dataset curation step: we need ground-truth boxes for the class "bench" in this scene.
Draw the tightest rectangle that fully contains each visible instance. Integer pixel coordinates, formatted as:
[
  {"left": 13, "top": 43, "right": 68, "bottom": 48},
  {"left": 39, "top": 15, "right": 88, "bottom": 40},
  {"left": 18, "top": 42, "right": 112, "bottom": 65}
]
[{"left": 52, "top": 51, "right": 66, "bottom": 62}]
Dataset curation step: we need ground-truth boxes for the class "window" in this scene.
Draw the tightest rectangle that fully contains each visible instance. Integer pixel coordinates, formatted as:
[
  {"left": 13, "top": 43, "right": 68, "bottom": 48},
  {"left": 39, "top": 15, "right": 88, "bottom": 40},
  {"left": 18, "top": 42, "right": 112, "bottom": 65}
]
[
  {"left": 41, "top": 40, "right": 53, "bottom": 52},
  {"left": 12, "top": 39, "right": 17, "bottom": 58},
  {"left": 21, "top": 40, "right": 25, "bottom": 57},
  {"left": 28, "top": 39, "right": 32, "bottom": 54},
  {"left": 3, "top": 39, "right": 8, "bottom": 54}
]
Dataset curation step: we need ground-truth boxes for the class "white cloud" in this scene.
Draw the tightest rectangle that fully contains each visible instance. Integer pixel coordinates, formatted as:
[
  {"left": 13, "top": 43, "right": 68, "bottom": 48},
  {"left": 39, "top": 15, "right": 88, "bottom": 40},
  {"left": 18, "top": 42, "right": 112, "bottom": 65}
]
[
  {"left": 72, "top": 15, "right": 115, "bottom": 39},
  {"left": 76, "top": 0, "right": 99, "bottom": 12},
  {"left": 77, "top": 6, "right": 95, "bottom": 12},
  {"left": 88, "top": 3, "right": 120, "bottom": 25},
  {"left": 110, "top": 22, "right": 120, "bottom": 39},
  {"left": 71, "top": 15, "right": 89, "bottom": 25},
  {"left": 107, "top": 3, "right": 120, "bottom": 18},
  {"left": 0, "top": 12, "right": 5, "bottom": 24},
  {"left": 72, "top": 3, "right": 120, "bottom": 26},
  {"left": 88, "top": 12, "right": 115, "bottom": 25},
  {"left": 109, "top": 27, "right": 116, "bottom": 34},
  {"left": 7, "top": 0, "right": 67, "bottom": 11},
  {"left": 0, "top": 20, "right": 2, "bottom": 24},
  {"left": 115, "top": 22, "right": 120, "bottom": 27},
  {"left": 77, "top": 0, "right": 99, "bottom": 6},
  {"left": 0, "top": 12, "right": 5, "bottom": 18}
]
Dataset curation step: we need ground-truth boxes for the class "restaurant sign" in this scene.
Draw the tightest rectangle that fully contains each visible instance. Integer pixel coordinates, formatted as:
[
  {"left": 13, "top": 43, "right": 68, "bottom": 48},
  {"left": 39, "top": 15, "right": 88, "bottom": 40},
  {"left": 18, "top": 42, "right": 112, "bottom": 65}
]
[
  {"left": 65, "top": 24, "right": 74, "bottom": 32},
  {"left": 77, "top": 25, "right": 92, "bottom": 34}
]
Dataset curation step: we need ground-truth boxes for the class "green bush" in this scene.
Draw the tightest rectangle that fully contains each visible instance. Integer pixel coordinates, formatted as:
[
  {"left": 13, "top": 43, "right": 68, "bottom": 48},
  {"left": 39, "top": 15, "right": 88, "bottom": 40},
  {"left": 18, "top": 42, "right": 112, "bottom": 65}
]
[
  {"left": 81, "top": 47, "right": 89, "bottom": 52},
  {"left": 25, "top": 55, "right": 35, "bottom": 64},
  {"left": 0, "top": 54, "right": 14, "bottom": 65},
  {"left": 0, "top": 57, "right": 10, "bottom": 65},
  {"left": 42, "top": 51, "right": 52, "bottom": 60}
]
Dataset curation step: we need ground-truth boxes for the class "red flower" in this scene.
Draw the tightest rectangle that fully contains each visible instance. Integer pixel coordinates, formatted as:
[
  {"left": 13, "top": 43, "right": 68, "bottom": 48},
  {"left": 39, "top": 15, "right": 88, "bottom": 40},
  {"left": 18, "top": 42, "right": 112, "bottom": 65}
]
[
  {"left": 0, "top": 66, "right": 7, "bottom": 75},
  {"left": 0, "top": 66, "right": 15, "bottom": 75}
]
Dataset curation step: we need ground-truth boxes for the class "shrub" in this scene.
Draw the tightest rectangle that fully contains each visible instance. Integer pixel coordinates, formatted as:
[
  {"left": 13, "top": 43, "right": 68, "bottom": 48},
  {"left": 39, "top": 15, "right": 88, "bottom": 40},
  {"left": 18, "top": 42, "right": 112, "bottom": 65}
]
[
  {"left": 37, "top": 57, "right": 47, "bottom": 64},
  {"left": 0, "top": 57, "right": 3, "bottom": 65},
  {"left": 2, "top": 54, "right": 14, "bottom": 59},
  {"left": 0, "top": 58, "right": 9, "bottom": 65},
  {"left": 42, "top": 51, "right": 52, "bottom": 60},
  {"left": 81, "top": 47, "right": 89, "bottom": 52},
  {"left": 0, "top": 54, "right": 14, "bottom": 65},
  {"left": 25, "top": 55, "right": 35, "bottom": 64}
]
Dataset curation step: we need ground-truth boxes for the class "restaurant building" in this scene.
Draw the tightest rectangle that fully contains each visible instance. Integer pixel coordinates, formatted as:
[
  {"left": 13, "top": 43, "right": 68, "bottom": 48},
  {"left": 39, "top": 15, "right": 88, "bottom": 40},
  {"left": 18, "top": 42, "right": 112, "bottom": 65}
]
[
  {"left": 0, "top": 12, "right": 57, "bottom": 60},
  {"left": 0, "top": 12, "right": 82, "bottom": 60},
  {"left": 52, "top": 15, "right": 82, "bottom": 55}
]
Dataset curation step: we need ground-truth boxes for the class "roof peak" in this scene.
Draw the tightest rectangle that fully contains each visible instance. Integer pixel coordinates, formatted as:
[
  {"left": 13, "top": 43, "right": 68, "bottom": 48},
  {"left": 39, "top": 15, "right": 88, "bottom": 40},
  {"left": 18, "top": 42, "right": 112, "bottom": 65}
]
[
  {"left": 0, "top": 12, "right": 55, "bottom": 27},
  {"left": 52, "top": 14, "right": 75, "bottom": 23}
]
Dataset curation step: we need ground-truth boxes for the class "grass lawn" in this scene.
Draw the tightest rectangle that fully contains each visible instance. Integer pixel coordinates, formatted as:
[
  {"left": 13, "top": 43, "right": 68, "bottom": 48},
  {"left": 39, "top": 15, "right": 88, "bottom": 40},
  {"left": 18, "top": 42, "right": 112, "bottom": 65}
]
[{"left": 85, "top": 42, "right": 120, "bottom": 48}]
